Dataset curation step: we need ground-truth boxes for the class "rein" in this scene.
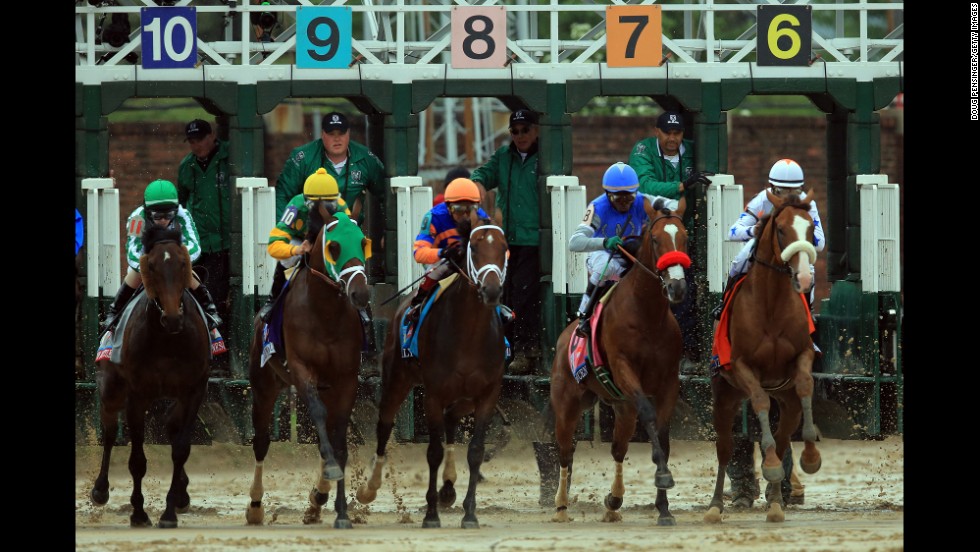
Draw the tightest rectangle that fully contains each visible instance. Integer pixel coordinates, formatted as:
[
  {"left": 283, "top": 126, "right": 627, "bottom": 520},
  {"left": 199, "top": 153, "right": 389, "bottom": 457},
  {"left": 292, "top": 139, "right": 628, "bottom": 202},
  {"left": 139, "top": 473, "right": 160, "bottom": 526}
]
[{"left": 751, "top": 204, "right": 814, "bottom": 276}]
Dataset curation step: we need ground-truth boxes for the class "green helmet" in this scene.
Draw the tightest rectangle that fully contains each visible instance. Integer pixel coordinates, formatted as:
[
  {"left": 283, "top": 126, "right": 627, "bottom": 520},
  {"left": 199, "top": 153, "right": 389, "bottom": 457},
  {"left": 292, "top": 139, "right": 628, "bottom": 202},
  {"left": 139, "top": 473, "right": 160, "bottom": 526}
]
[{"left": 143, "top": 179, "right": 179, "bottom": 212}]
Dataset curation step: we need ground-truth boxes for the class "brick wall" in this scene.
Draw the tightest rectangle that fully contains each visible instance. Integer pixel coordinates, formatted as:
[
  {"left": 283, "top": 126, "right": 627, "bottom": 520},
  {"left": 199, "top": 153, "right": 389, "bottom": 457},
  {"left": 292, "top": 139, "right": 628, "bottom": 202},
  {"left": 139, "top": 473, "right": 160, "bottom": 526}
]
[{"left": 105, "top": 115, "right": 903, "bottom": 308}]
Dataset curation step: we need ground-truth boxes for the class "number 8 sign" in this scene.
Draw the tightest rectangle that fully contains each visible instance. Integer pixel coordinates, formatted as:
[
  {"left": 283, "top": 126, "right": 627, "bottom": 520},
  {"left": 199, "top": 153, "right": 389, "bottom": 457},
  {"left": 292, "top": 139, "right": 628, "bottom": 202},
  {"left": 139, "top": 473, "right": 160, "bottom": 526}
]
[{"left": 451, "top": 6, "right": 507, "bottom": 69}]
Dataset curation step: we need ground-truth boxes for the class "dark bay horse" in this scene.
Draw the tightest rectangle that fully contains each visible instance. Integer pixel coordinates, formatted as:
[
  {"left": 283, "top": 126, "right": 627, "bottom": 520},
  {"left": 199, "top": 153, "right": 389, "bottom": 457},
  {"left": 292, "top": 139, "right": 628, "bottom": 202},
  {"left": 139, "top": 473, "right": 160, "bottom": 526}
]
[
  {"left": 704, "top": 192, "right": 821, "bottom": 524},
  {"left": 550, "top": 203, "right": 690, "bottom": 526},
  {"left": 90, "top": 224, "right": 211, "bottom": 528},
  {"left": 356, "top": 217, "right": 508, "bottom": 529},
  {"left": 246, "top": 211, "right": 371, "bottom": 529}
]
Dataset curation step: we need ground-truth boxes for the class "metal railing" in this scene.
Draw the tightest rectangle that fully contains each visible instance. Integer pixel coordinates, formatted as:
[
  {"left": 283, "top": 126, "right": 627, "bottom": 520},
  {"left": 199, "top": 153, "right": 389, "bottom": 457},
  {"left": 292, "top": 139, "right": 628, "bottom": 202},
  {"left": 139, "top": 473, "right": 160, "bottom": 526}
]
[{"left": 76, "top": 1, "right": 903, "bottom": 82}]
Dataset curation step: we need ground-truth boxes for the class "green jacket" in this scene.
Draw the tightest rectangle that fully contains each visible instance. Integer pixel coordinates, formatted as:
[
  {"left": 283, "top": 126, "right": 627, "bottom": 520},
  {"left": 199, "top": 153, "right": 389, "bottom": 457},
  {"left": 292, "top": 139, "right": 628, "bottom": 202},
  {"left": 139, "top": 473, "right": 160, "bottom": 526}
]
[
  {"left": 275, "top": 138, "right": 386, "bottom": 222},
  {"left": 628, "top": 137, "right": 696, "bottom": 200},
  {"left": 176, "top": 139, "right": 232, "bottom": 253},
  {"left": 471, "top": 142, "right": 540, "bottom": 246}
]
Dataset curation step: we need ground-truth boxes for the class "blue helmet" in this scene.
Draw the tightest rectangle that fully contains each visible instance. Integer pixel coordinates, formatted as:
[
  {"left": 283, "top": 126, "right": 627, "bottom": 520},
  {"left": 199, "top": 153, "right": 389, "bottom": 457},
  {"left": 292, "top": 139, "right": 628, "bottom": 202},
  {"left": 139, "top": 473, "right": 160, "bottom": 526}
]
[{"left": 602, "top": 162, "right": 639, "bottom": 193}]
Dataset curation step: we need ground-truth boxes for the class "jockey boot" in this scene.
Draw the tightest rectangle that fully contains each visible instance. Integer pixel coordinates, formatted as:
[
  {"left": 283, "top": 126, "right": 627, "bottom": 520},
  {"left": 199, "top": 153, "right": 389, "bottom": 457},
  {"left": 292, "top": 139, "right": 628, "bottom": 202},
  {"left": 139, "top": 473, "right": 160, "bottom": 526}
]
[
  {"left": 532, "top": 441, "right": 560, "bottom": 507},
  {"left": 407, "top": 276, "right": 438, "bottom": 330},
  {"left": 574, "top": 282, "right": 599, "bottom": 338},
  {"left": 359, "top": 307, "right": 381, "bottom": 378},
  {"left": 712, "top": 274, "right": 740, "bottom": 321},
  {"left": 258, "top": 262, "right": 287, "bottom": 323},
  {"left": 101, "top": 283, "right": 138, "bottom": 334},
  {"left": 191, "top": 284, "right": 223, "bottom": 330}
]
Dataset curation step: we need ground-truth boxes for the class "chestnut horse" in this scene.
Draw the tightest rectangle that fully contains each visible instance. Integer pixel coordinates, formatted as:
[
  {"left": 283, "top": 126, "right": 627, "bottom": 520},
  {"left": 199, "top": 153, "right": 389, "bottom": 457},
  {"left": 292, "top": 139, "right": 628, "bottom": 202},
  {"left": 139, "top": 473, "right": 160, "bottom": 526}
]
[
  {"left": 550, "top": 203, "right": 690, "bottom": 526},
  {"left": 704, "top": 192, "right": 821, "bottom": 524},
  {"left": 357, "top": 217, "right": 508, "bottom": 529},
  {"left": 245, "top": 211, "right": 371, "bottom": 529},
  {"left": 90, "top": 224, "right": 211, "bottom": 528}
]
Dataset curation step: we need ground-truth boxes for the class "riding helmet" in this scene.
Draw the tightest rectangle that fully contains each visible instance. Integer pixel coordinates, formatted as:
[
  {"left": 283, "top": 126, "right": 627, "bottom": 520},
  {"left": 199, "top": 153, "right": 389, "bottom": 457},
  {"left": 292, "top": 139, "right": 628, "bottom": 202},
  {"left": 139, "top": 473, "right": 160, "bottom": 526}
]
[
  {"left": 444, "top": 178, "right": 481, "bottom": 203},
  {"left": 768, "top": 159, "right": 805, "bottom": 188},
  {"left": 602, "top": 162, "right": 639, "bottom": 193},
  {"left": 143, "top": 179, "right": 179, "bottom": 212},
  {"left": 303, "top": 168, "right": 340, "bottom": 201}
]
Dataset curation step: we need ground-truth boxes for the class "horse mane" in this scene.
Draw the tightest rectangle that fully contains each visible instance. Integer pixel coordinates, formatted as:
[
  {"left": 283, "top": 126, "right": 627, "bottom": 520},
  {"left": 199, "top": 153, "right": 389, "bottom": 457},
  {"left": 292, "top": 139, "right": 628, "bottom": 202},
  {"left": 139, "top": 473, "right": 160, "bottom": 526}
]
[
  {"left": 142, "top": 223, "right": 182, "bottom": 251},
  {"left": 759, "top": 194, "right": 813, "bottom": 229}
]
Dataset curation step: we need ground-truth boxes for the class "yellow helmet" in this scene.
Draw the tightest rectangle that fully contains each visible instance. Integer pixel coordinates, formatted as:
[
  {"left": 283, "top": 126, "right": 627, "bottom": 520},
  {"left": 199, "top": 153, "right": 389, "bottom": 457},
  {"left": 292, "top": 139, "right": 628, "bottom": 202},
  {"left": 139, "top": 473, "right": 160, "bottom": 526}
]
[
  {"left": 444, "top": 178, "right": 481, "bottom": 203},
  {"left": 303, "top": 168, "right": 340, "bottom": 201}
]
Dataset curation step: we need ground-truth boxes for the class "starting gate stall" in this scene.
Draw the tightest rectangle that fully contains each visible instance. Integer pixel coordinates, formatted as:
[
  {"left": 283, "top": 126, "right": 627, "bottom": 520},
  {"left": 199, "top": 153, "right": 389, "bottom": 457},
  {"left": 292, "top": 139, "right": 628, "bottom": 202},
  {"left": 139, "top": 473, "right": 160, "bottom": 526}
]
[{"left": 74, "top": 1, "right": 904, "bottom": 444}]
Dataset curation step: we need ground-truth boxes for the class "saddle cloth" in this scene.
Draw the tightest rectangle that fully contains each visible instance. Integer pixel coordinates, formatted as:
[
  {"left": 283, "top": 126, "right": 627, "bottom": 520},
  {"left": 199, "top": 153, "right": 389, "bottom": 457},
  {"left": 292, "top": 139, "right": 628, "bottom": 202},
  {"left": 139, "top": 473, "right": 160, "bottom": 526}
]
[{"left": 96, "top": 289, "right": 221, "bottom": 363}]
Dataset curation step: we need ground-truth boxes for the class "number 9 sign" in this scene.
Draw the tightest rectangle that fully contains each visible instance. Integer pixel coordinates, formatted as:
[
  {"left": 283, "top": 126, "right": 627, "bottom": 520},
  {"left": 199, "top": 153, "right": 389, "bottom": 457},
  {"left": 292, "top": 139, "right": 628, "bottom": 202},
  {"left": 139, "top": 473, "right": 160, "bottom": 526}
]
[
  {"left": 296, "top": 7, "right": 352, "bottom": 69},
  {"left": 756, "top": 5, "right": 812, "bottom": 66},
  {"left": 140, "top": 6, "right": 197, "bottom": 69}
]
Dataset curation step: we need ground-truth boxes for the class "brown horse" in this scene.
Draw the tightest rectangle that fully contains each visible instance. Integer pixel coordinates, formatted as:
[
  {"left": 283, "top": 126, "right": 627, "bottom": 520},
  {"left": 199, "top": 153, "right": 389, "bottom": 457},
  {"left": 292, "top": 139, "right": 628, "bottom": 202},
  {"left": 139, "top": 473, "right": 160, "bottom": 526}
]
[
  {"left": 549, "top": 203, "right": 690, "bottom": 526},
  {"left": 90, "top": 224, "right": 211, "bottom": 528},
  {"left": 704, "top": 192, "right": 821, "bottom": 524},
  {"left": 245, "top": 211, "right": 371, "bottom": 529},
  {"left": 356, "top": 217, "right": 508, "bottom": 529}
]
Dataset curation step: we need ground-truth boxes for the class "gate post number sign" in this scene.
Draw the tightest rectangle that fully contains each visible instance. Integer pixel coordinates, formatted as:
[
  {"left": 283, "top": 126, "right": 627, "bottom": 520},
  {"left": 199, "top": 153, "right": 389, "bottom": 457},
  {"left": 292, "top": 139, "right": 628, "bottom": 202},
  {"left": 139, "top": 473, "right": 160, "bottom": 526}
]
[
  {"left": 757, "top": 4, "right": 812, "bottom": 66},
  {"left": 605, "top": 5, "right": 662, "bottom": 68},
  {"left": 140, "top": 6, "right": 198, "bottom": 69},
  {"left": 451, "top": 6, "right": 508, "bottom": 69}
]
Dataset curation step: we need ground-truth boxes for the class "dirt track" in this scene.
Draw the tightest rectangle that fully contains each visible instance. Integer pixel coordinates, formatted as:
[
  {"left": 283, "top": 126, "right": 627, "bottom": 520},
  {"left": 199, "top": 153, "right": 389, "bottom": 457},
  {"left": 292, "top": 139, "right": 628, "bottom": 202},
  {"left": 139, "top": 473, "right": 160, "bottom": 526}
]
[{"left": 75, "top": 433, "right": 903, "bottom": 551}]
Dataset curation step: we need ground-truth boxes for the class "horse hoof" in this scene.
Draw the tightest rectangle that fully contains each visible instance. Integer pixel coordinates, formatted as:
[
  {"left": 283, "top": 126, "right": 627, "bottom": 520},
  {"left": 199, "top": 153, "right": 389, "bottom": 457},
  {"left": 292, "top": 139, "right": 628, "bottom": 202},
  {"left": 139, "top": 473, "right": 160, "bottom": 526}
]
[
  {"left": 422, "top": 518, "right": 441, "bottom": 528},
  {"left": 130, "top": 514, "right": 152, "bottom": 528},
  {"left": 438, "top": 482, "right": 456, "bottom": 508},
  {"left": 157, "top": 518, "right": 178, "bottom": 529},
  {"left": 602, "top": 510, "right": 622, "bottom": 522},
  {"left": 461, "top": 518, "right": 480, "bottom": 529},
  {"left": 801, "top": 456, "right": 822, "bottom": 475},
  {"left": 657, "top": 515, "right": 676, "bottom": 527},
  {"left": 309, "top": 487, "right": 329, "bottom": 508},
  {"left": 761, "top": 464, "right": 784, "bottom": 483},
  {"left": 356, "top": 486, "right": 377, "bottom": 505},
  {"left": 334, "top": 518, "right": 353, "bottom": 530},
  {"left": 245, "top": 504, "right": 264, "bottom": 525},
  {"left": 766, "top": 502, "right": 785, "bottom": 523},
  {"left": 91, "top": 488, "right": 109, "bottom": 506},
  {"left": 703, "top": 506, "right": 722, "bottom": 524},
  {"left": 302, "top": 506, "right": 322, "bottom": 525},
  {"left": 655, "top": 472, "right": 675, "bottom": 490},
  {"left": 552, "top": 510, "right": 571, "bottom": 523},
  {"left": 323, "top": 463, "right": 344, "bottom": 482},
  {"left": 604, "top": 494, "right": 623, "bottom": 511}
]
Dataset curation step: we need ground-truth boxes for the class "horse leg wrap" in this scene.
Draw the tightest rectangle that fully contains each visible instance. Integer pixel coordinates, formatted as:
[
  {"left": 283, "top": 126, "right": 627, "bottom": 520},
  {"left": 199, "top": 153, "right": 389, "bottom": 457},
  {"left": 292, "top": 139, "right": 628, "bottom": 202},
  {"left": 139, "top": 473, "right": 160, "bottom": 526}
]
[{"left": 442, "top": 446, "right": 457, "bottom": 485}]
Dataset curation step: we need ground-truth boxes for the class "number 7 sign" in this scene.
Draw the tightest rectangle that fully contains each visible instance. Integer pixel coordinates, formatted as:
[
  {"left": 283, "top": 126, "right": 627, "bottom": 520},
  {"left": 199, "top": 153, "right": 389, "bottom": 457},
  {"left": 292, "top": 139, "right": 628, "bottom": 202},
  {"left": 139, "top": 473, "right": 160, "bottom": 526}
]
[{"left": 605, "top": 5, "right": 662, "bottom": 68}]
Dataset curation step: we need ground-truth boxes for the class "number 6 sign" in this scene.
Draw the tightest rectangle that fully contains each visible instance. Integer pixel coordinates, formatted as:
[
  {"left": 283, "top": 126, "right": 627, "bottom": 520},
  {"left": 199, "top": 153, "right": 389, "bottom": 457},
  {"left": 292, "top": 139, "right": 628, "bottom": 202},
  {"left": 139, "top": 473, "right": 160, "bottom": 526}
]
[{"left": 451, "top": 6, "right": 507, "bottom": 69}]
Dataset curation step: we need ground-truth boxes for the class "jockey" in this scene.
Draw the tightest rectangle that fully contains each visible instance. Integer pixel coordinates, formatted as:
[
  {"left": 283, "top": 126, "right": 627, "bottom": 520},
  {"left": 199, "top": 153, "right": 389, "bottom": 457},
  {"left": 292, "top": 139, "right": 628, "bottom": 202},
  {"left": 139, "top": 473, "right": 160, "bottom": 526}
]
[
  {"left": 711, "top": 158, "right": 825, "bottom": 320},
  {"left": 258, "top": 167, "right": 351, "bottom": 323},
  {"left": 569, "top": 162, "right": 677, "bottom": 337},
  {"left": 406, "top": 177, "right": 511, "bottom": 329},
  {"left": 101, "top": 179, "right": 222, "bottom": 335}
]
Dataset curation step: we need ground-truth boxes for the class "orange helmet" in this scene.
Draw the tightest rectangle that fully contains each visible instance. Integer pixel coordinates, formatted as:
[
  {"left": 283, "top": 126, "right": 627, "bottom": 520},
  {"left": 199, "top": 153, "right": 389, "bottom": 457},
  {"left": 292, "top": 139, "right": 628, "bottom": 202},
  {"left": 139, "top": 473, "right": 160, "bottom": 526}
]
[{"left": 444, "top": 178, "right": 481, "bottom": 203}]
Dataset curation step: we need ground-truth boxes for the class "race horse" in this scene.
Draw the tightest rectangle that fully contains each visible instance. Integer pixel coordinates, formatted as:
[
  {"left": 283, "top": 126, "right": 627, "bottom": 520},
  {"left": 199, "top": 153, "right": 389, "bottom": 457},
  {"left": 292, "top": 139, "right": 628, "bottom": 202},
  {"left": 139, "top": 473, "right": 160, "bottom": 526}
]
[
  {"left": 356, "top": 217, "right": 508, "bottom": 529},
  {"left": 704, "top": 191, "right": 822, "bottom": 524},
  {"left": 90, "top": 224, "right": 211, "bottom": 528},
  {"left": 245, "top": 211, "right": 371, "bottom": 529},
  {"left": 549, "top": 202, "right": 690, "bottom": 526}
]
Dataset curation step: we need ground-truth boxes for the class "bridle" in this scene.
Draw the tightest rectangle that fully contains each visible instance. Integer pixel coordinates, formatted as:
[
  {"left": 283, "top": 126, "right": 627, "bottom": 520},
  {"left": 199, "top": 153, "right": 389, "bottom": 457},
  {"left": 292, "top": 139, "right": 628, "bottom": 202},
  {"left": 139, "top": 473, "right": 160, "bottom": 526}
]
[
  {"left": 752, "top": 203, "right": 816, "bottom": 277},
  {"left": 616, "top": 213, "right": 690, "bottom": 292},
  {"left": 451, "top": 224, "right": 508, "bottom": 290},
  {"left": 306, "top": 218, "right": 368, "bottom": 296}
]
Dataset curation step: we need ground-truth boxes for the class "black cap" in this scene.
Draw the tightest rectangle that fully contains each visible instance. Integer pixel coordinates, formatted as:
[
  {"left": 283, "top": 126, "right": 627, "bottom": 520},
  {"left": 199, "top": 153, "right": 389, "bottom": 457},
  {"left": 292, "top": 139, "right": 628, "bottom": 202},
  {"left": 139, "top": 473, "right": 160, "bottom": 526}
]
[
  {"left": 321, "top": 111, "right": 350, "bottom": 133},
  {"left": 184, "top": 119, "right": 212, "bottom": 141},
  {"left": 656, "top": 111, "right": 685, "bottom": 132},
  {"left": 443, "top": 166, "right": 471, "bottom": 186},
  {"left": 509, "top": 108, "right": 538, "bottom": 128}
]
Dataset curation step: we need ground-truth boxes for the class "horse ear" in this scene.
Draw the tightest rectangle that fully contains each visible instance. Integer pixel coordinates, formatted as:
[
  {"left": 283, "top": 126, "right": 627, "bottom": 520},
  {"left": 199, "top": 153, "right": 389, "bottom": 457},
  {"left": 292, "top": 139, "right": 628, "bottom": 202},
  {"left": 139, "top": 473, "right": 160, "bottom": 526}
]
[{"left": 674, "top": 196, "right": 687, "bottom": 217}]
